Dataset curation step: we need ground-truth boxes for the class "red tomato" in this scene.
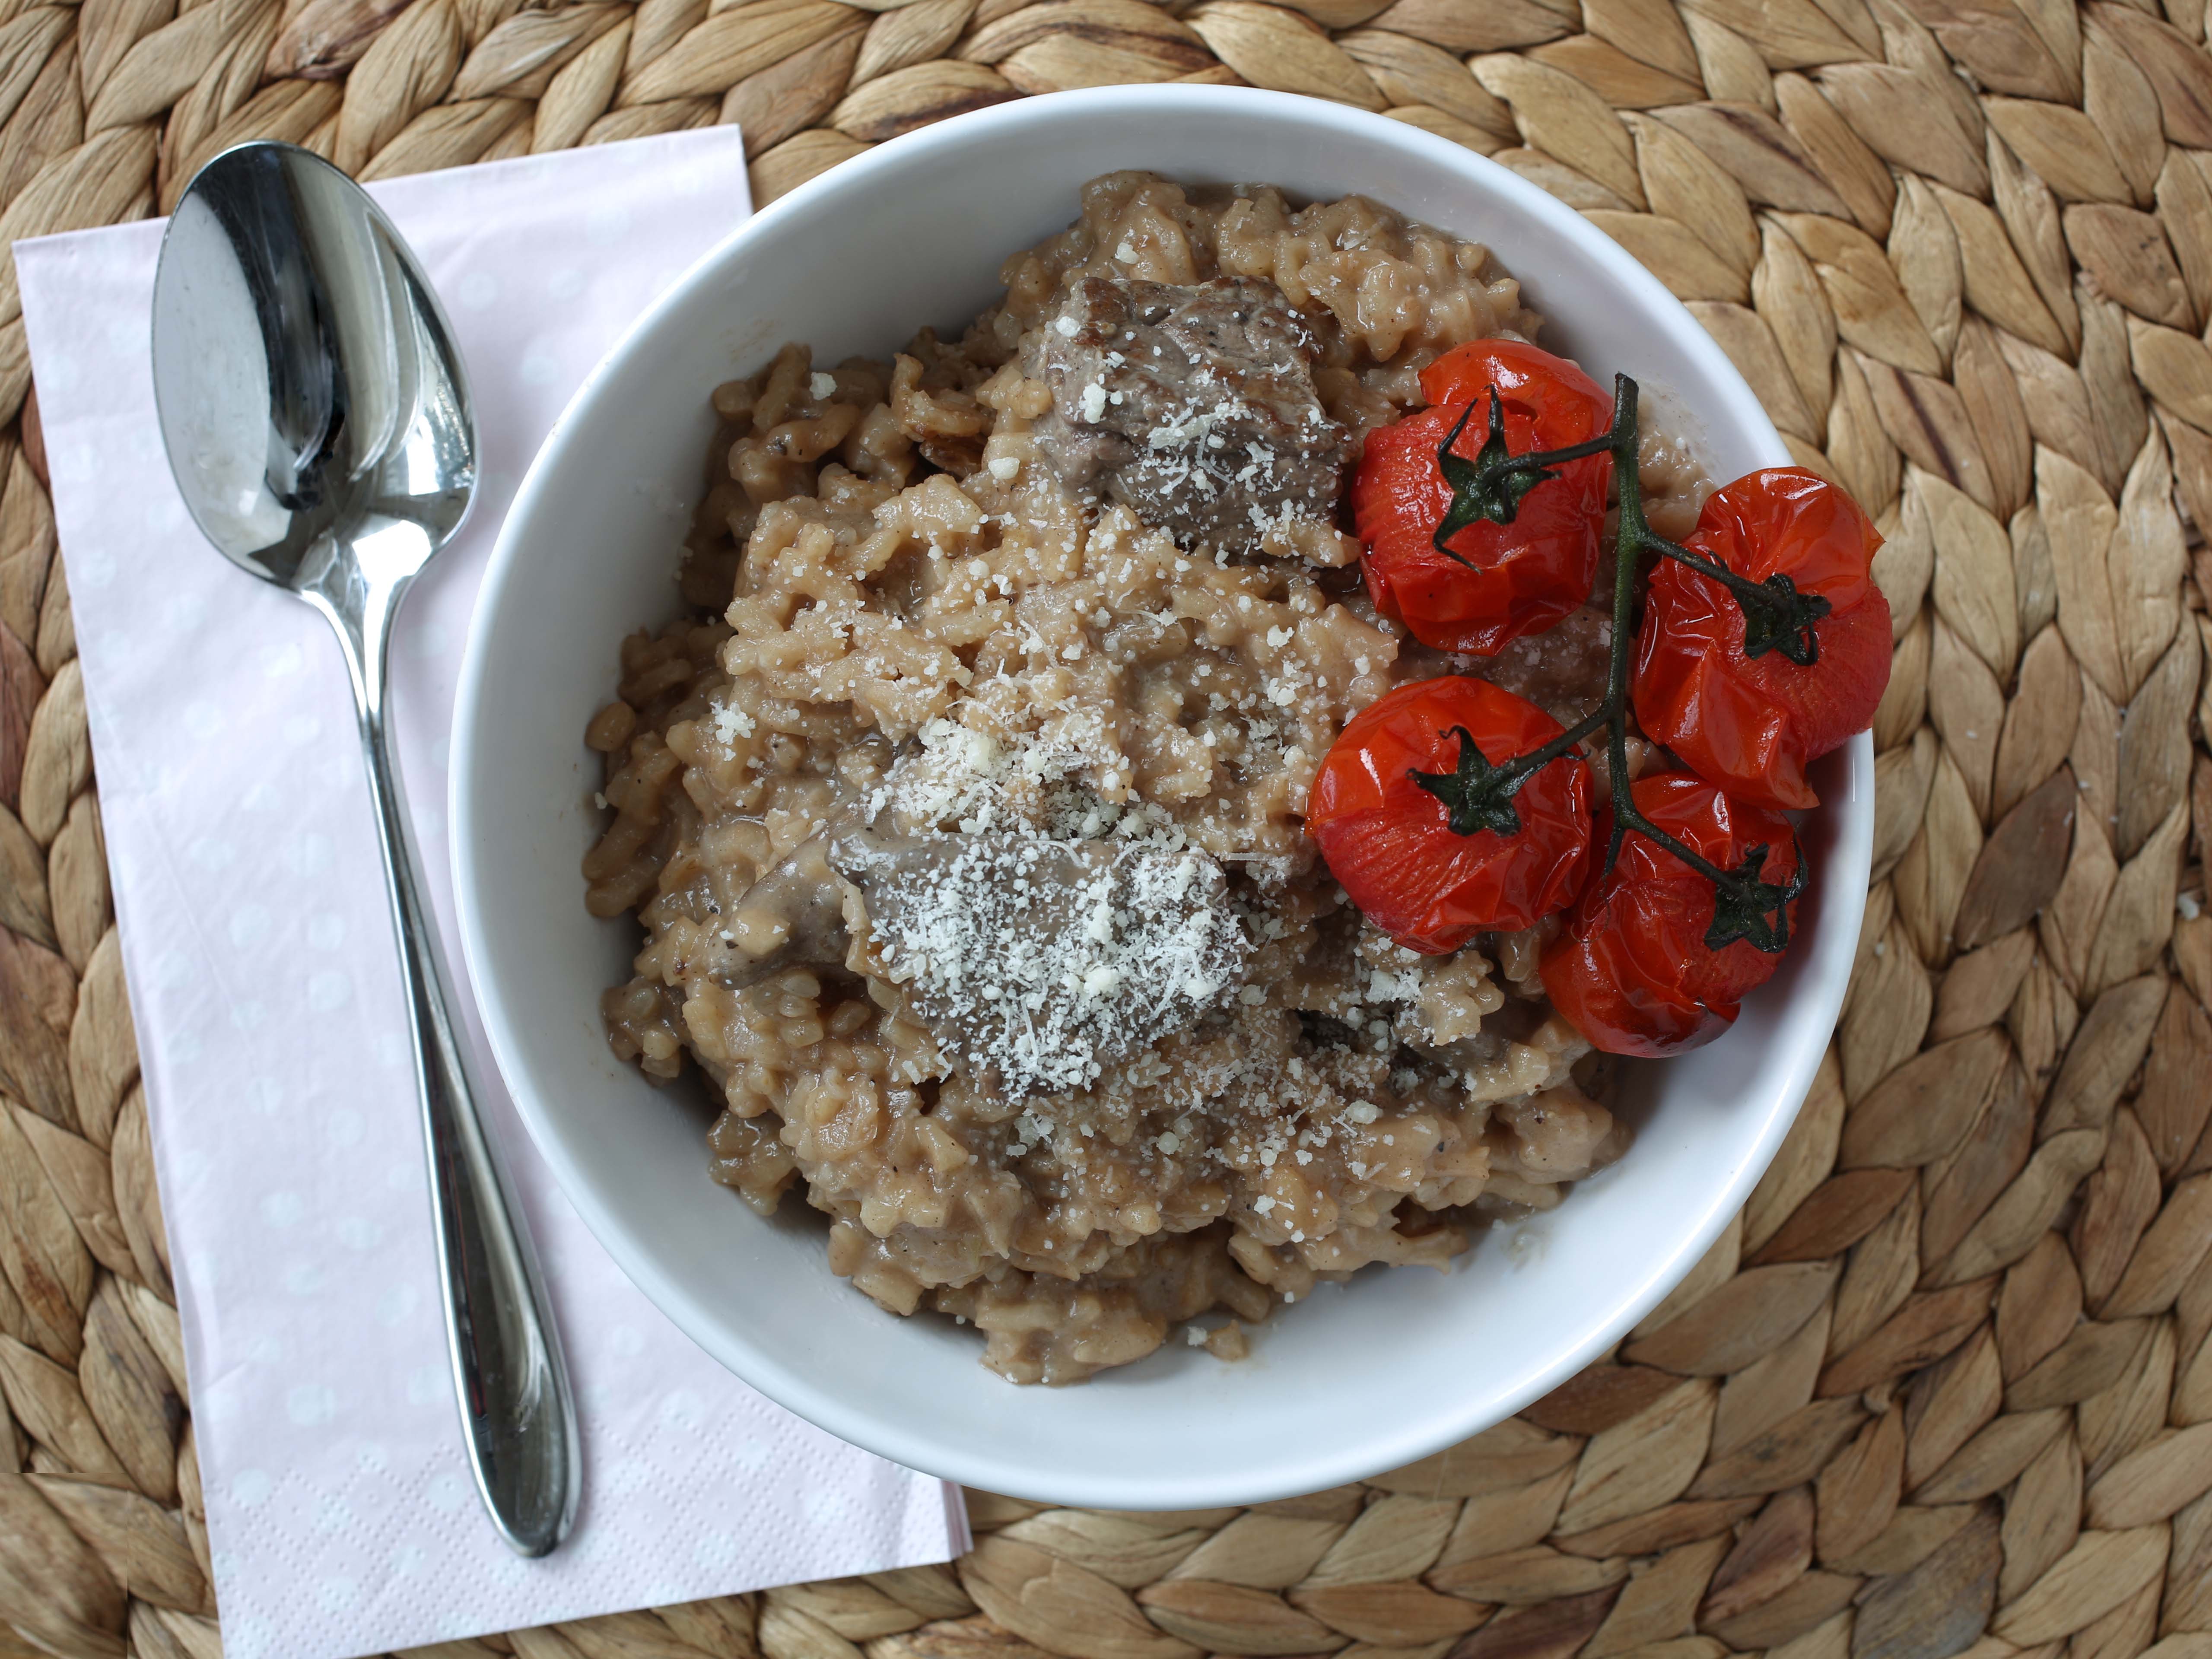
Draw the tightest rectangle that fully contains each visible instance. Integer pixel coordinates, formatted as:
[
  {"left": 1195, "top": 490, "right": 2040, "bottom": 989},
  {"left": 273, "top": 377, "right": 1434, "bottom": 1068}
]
[
  {"left": 1632, "top": 468, "right": 1891, "bottom": 811},
  {"left": 1355, "top": 341, "right": 1615, "bottom": 657},
  {"left": 1306, "top": 675, "right": 1593, "bottom": 955},
  {"left": 1541, "top": 772, "right": 1804, "bottom": 1057}
]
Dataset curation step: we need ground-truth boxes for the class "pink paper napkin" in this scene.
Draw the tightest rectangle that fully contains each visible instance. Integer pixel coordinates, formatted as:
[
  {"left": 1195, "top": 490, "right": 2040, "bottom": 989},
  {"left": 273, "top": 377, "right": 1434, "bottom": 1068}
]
[{"left": 16, "top": 127, "right": 967, "bottom": 1659}]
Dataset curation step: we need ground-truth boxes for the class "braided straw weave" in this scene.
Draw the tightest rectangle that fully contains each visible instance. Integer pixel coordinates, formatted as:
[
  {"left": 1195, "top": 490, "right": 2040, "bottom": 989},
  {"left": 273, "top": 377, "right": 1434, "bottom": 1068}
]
[{"left": 3, "top": 0, "right": 2212, "bottom": 1650}]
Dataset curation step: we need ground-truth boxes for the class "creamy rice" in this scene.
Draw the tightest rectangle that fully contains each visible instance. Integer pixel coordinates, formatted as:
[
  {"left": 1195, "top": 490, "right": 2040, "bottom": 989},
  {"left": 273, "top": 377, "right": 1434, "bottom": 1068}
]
[{"left": 585, "top": 173, "right": 1701, "bottom": 1383}]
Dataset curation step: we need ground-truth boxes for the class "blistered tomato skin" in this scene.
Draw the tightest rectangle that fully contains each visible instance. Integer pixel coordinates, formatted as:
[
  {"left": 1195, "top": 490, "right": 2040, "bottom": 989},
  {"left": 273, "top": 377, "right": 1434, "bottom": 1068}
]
[
  {"left": 1354, "top": 341, "right": 1615, "bottom": 658},
  {"left": 1541, "top": 925, "right": 1728, "bottom": 1058},
  {"left": 1306, "top": 676, "right": 1594, "bottom": 956},
  {"left": 1540, "top": 772, "right": 1803, "bottom": 1057},
  {"left": 1632, "top": 468, "right": 1891, "bottom": 811}
]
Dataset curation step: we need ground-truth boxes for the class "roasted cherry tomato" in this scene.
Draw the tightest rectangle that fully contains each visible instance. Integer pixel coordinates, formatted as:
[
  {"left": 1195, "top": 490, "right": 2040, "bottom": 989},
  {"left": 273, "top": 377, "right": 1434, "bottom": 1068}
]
[
  {"left": 1541, "top": 772, "right": 1804, "bottom": 1057},
  {"left": 1354, "top": 340, "right": 1615, "bottom": 657},
  {"left": 1306, "top": 675, "right": 1593, "bottom": 955},
  {"left": 1632, "top": 468, "right": 1891, "bottom": 811}
]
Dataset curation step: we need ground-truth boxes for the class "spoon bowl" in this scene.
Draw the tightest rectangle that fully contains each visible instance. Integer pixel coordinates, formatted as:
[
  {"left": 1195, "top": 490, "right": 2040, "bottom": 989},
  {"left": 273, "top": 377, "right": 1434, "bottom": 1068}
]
[
  {"left": 152, "top": 145, "right": 473, "bottom": 587},
  {"left": 150, "top": 140, "right": 579, "bottom": 1557}
]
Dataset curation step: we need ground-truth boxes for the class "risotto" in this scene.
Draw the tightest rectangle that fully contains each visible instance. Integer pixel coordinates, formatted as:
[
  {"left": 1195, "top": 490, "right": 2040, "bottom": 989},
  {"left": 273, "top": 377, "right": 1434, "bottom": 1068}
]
[{"left": 584, "top": 173, "right": 1709, "bottom": 1384}]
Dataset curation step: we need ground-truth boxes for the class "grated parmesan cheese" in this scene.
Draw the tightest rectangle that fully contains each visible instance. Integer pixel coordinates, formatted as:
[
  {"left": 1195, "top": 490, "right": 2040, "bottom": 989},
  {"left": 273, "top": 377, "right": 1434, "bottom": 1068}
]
[{"left": 839, "top": 830, "right": 1251, "bottom": 1101}]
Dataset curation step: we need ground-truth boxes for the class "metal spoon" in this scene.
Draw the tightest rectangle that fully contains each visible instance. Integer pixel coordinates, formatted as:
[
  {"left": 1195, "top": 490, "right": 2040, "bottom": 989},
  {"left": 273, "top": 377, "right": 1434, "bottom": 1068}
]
[{"left": 149, "top": 140, "right": 580, "bottom": 1557}]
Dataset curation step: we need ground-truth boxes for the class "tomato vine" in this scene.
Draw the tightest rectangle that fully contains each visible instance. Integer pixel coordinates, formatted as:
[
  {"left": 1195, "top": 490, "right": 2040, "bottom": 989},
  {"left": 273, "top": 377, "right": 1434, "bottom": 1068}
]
[{"left": 1417, "top": 374, "right": 1810, "bottom": 956}]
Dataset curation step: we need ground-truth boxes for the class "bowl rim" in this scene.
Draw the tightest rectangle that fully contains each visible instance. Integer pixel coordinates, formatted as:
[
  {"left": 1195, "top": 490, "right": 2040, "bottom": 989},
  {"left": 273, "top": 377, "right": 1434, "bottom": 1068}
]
[{"left": 452, "top": 81, "right": 1871, "bottom": 1506}]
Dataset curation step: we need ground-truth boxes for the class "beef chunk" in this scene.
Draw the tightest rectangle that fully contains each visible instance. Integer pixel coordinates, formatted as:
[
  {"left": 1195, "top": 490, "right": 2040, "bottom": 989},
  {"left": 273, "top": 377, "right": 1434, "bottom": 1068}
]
[
  {"left": 1029, "top": 276, "right": 1354, "bottom": 559},
  {"left": 834, "top": 829, "right": 1250, "bottom": 1100},
  {"left": 718, "top": 836, "right": 852, "bottom": 978},
  {"left": 1472, "top": 604, "right": 1615, "bottom": 727},
  {"left": 702, "top": 798, "right": 868, "bottom": 991}
]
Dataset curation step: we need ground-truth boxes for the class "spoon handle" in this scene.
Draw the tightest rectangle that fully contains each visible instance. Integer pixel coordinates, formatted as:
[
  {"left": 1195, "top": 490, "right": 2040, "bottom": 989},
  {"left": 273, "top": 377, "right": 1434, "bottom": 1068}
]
[{"left": 343, "top": 597, "right": 582, "bottom": 1557}]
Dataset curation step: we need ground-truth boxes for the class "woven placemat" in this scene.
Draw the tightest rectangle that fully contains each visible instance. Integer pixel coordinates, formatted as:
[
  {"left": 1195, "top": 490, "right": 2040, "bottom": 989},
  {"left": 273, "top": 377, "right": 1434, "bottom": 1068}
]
[{"left": 3, "top": 0, "right": 2210, "bottom": 1653}]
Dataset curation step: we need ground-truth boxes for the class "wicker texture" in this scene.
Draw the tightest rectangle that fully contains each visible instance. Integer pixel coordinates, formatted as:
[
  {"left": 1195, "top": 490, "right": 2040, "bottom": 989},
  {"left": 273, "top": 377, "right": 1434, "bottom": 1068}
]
[{"left": 1, "top": 0, "right": 2210, "bottom": 1652}]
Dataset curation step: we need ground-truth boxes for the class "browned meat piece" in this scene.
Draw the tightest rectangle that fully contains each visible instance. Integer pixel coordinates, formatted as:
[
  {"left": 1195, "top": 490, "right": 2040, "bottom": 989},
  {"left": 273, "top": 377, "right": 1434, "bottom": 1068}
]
[
  {"left": 1029, "top": 276, "right": 1354, "bottom": 559},
  {"left": 705, "top": 803, "right": 865, "bottom": 989},
  {"left": 1471, "top": 604, "right": 1615, "bottom": 727},
  {"left": 833, "top": 829, "right": 1251, "bottom": 1100},
  {"left": 719, "top": 839, "right": 851, "bottom": 975}
]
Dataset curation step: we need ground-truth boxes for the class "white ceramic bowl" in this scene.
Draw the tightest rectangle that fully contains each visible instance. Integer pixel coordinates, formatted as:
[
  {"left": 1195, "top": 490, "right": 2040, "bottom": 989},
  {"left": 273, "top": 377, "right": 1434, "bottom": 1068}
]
[{"left": 453, "top": 86, "right": 1874, "bottom": 1508}]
